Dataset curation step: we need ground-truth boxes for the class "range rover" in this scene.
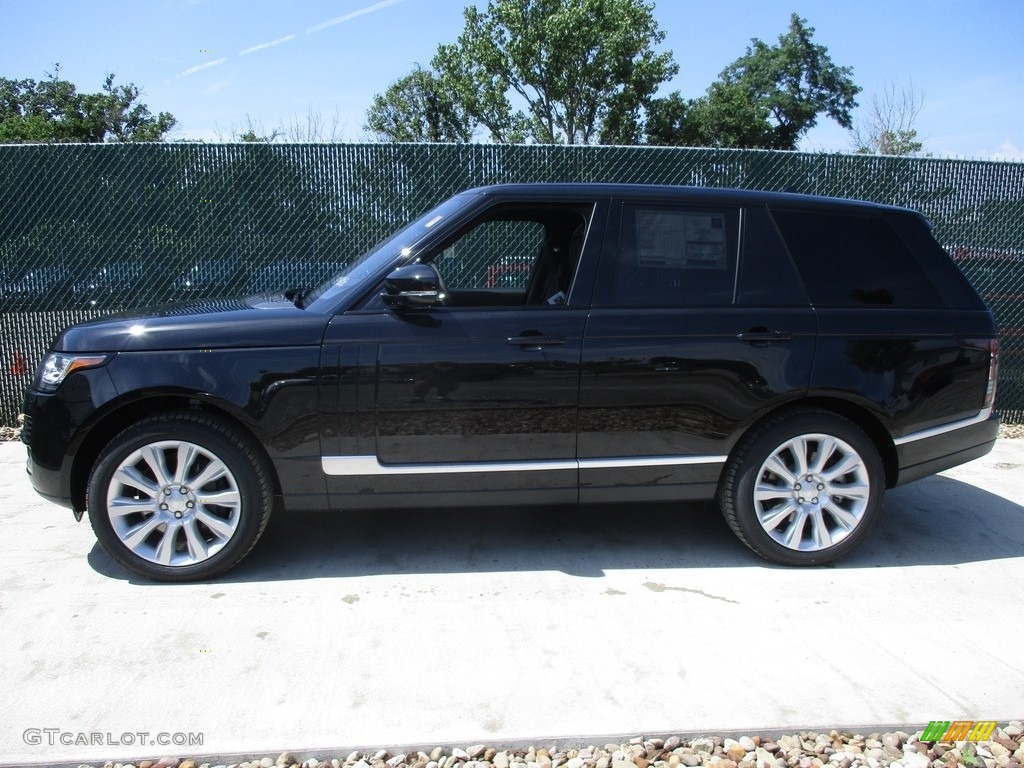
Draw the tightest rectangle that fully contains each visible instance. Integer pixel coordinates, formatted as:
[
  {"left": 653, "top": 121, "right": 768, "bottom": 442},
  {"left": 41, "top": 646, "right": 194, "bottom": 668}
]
[{"left": 22, "top": 184, "right": 1000, "bottom": 580}]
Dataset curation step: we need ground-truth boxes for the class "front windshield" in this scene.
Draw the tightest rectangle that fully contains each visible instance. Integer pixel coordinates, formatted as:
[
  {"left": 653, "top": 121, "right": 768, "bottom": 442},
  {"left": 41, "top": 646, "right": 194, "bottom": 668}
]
[{"left": 302, "top": 192, "right": 478, "bottom": 312}]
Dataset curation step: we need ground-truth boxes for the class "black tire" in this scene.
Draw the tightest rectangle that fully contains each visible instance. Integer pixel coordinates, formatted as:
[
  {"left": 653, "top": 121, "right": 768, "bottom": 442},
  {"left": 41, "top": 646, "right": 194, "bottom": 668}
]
[
  {"left": 87, "top": 412, "right": 273, "bottom": 582},
  {"left": 718, "top": 408, "right": 884, "bottom": 566}
]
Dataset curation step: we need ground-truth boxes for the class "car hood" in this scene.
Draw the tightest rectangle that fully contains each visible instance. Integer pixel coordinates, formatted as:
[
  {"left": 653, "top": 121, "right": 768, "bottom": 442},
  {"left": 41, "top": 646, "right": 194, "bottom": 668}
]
[{"left": 54, "top": 295, "right": 331, "bottom": 353}]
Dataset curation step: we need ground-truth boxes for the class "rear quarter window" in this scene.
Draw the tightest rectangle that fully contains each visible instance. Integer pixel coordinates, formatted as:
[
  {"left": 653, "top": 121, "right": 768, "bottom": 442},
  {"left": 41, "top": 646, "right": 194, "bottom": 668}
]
[
  {"left": 771, "top": 208, "right": 945, "bottom": 308},
  {"left": 886, "top": 212, "right": 987, "bottom": 310}
]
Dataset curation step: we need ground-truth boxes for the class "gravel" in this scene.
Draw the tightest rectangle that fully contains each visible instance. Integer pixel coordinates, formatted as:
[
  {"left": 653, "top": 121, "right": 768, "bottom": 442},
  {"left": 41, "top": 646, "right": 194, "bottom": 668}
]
[
  {"left": 999, "top": 422, "right": 1024, "bottom": 440},
  {"left": 47, "top": 723, "right": 1024, "bottom": 768},
  {"left": 0, "top": 414, "right": 23, "bottom": 441}
]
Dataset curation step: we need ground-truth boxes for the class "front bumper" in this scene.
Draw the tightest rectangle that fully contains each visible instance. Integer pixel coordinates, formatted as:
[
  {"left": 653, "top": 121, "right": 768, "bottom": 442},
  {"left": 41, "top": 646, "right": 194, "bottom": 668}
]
[
  {"left": 22, "top": 366, "right": 120, "bottom": 513},
  {"left": 22, "top": 398, "right": 76, "bottom": 511},
  {"left": 24, "top": 445, "right": 75, "bottom": 511}
]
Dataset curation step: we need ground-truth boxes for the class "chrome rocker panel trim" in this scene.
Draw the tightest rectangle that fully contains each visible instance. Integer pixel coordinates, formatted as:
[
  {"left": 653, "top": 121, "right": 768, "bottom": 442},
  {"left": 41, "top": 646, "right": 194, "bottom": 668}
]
[{"left": 322, "top": 454, "right": 728, "bottom": 476}]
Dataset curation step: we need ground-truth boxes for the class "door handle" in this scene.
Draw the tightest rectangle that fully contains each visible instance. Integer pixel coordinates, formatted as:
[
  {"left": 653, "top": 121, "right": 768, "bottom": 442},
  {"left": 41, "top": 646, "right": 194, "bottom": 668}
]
[
  {"left": 506, "top": 335, "right": 566, "bottom": 349},
  {"left": 736, "top": 330, "right": 792, "bottom": 343}
]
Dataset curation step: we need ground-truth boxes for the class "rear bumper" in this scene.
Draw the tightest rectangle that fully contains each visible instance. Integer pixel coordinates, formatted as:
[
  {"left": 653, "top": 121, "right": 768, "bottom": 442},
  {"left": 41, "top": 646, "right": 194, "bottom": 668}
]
[{"left": 895, "top": 408, "right": 999, "bottom": 486}]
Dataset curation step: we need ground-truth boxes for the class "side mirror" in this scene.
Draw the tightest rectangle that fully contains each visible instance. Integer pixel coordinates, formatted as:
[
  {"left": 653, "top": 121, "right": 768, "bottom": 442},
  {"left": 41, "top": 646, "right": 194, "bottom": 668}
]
[{"left": 381, "top": 264, "right": 446, "bottom": 307}]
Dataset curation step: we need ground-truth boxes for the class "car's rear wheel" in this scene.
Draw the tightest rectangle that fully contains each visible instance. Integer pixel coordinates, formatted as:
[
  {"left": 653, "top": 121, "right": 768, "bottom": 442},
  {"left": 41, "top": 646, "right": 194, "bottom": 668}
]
[
  {"left": 87, "top": 413, "right": 273, "bottom": 581},
  {"left": 719, "top": 409, "right": 884, "bottom": 565}
]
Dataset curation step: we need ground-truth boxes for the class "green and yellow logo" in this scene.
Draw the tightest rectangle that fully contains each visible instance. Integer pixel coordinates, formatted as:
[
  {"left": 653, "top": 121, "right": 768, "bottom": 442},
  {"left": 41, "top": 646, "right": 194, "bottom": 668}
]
[{"left": 921, "top": 721, "right": 997, "bottom": 742}]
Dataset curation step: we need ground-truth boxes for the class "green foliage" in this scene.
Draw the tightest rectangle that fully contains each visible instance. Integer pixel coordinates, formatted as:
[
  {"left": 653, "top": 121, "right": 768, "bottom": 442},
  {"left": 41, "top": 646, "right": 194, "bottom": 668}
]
[
  {"left": 238, "top": 130, "right": 276, "bottom": 143},
  {"left": 682, "top": 80, "right": 778, "bottom": 148},
  {"left": 643, "top": 92, "right": 693, "bottom": 147},
  {"left": 94, "top": 74, "right": 177, "bottom": 142},
  {"left": 647, "top": 14, "right": 859, "bottom": 149},
  {"left": 369, "top": 0, "right": 678, "bottom": 145},
  {"left": 365, "top": 66, "right": 474, "bottom": 142},
  {"left": 0, "top": 65, "right": 175, "bottom": 144}
]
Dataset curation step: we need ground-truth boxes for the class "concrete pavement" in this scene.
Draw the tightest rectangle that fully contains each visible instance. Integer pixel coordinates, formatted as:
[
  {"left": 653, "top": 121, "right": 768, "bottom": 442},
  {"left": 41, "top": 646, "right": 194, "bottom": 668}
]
[{"left": 1, "top": 438, "right": 1023, "bottom": 765}]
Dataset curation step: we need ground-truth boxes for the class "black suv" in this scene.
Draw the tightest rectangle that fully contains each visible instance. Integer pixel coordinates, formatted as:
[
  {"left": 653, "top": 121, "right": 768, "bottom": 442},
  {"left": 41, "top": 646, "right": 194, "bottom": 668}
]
[{"left": 22, "top": 184, "right": 1000, "bottom": 581}]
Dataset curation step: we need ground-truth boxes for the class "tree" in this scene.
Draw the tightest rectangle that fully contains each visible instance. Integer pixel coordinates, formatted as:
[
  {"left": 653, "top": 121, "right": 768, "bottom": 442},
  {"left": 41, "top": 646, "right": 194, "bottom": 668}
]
[
  {"left": 0, "top": 65, "right": 175, "bottom": 143},
  {"left": 660, "top": 81, "right": 779, "bottom": 148},
  {"left": 648, "top": 14, "right": 859, "bottom": 149},
  {"left": 235, "top": 120, "right": 282, "bottom": 143},
  {"left": 215, "top": 109, "right": 347, "bottom": 143},
  {"left": 368, "top": 0, "right": 678, "bottom": 145},
  {"left": 93, "top": 74, "right": 177, "bottom": 142},
  {"left": 851, "top": 80, "right": 924, "bottom": 155},
  {"left": 365, "top": 67, "right": 473, "bottom": 142},
  {"left": 643, "top": 92, "right": 694, "bottom": 146}
]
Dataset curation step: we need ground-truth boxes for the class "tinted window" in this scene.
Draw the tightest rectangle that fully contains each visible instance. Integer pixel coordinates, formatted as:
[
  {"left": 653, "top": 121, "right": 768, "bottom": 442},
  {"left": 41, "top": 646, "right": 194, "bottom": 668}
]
[
  {"left": 612, "top": 204, "right": 739, "bottom": 307},
  {"left": 424, "top": 204, "right": 591, "bottom": 307},
  {"left": 885, "top": 212, "right": 983, "bottom": 310},
  {"left": 737, "top": 206, "right": 808, "bottom": 306},
  {"left": 439, "top": 219, "right": 544, "bottom": 290},
  {"left": 771, "top": 208, "right": 944, "bottom": 308},
  {"left": 305, "top": 192, "right": 477, "bottom": 311}
]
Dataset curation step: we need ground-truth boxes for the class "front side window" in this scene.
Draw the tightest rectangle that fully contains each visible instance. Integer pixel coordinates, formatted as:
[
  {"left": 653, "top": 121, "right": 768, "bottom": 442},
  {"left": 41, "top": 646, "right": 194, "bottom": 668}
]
[
  {"left": 428, "top": 205, "right": 592, "bottom": 307},
  {"left": 438, "top": 219, "right": 545, "bottom": 292},
  {"left": 305, "top": 192, "right": 479, "bottom": 312},
  {"left": 611, "top": 204, "right": 739, "bottom": 307}
]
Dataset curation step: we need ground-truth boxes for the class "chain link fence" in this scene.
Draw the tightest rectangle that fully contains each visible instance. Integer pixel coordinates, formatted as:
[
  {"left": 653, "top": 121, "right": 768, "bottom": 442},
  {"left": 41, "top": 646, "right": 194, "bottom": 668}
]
[{"left": 2, "top": 143, "right": 1022, "bottom": 424}]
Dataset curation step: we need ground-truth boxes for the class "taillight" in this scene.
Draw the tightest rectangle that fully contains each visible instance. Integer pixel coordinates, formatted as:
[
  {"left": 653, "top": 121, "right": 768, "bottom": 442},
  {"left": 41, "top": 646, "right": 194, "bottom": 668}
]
[{"left": 967, "top": 338, "right": 999, "bottom": 409}]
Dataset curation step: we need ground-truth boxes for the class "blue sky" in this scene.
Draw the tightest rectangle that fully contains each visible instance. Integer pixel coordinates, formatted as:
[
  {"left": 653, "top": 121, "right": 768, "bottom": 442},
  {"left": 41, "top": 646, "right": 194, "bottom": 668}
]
[{"left": 2, "top": 0, "right": 1022, "bottom": 159}]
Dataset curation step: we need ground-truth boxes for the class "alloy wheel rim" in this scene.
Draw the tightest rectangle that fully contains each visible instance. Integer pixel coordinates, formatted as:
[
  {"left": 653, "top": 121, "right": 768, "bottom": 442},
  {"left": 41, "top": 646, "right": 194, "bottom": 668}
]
[
  {"left": 106, "top": 440, "right": 241, "bottom": 567},
  {"left": 752, "top": 433, "right": 871, "bottom": 552}
]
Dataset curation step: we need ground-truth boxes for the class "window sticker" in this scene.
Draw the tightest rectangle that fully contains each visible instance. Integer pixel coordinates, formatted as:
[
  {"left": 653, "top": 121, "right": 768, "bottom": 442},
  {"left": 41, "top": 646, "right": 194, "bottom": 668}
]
[{"left": 636, "top": 210, "right": 727, "bottom": 269}]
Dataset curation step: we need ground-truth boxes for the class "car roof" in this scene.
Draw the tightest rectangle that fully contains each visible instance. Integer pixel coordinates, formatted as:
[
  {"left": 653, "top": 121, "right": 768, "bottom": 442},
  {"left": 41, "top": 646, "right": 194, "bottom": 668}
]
[{"left": 466, "top": 183, "right": 911, "bottom": 215}]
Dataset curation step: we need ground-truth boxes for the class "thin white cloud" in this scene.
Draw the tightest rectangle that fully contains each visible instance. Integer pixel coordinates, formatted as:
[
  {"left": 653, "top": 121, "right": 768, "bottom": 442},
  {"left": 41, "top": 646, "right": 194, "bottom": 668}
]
[
  {"left": 177, "top": 58, "right": 227, "bottom": 77},
  {"left": 305, "top": 0, "right": 405, "bottom": 35},
  {"left": 171, "top": 1, "right": 403, "bottom": 81},
  {"left": 206, "top": 79, "right": 232, "bottom": 95},
  {"left": 989, "top": 139, "right": 1024, "bottom": 162},
  {"left": 240, "top": 34, "right": 297, "bottom": 56}
]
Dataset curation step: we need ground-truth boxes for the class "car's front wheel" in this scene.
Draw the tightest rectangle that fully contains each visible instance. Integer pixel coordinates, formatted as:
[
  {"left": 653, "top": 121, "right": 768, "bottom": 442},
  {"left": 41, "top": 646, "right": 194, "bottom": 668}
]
[
  {"left": 719, "top": 409, "right": 885, "bottom": 565},
  {"left": 87, "top": 413, "right": 273, "bottom": 581}
]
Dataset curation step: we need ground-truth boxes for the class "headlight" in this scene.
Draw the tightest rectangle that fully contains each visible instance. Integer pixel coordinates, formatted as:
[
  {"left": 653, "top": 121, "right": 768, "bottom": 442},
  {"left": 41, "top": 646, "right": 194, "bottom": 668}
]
[{"left": 36, "top": 353, "right": 109, "bottom": 392}]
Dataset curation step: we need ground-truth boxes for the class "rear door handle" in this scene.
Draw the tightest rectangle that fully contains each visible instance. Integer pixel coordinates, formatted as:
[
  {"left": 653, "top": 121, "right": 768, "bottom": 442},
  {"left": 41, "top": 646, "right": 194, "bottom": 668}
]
[{"left": 736, "top": 330, "right": 792, "bottom": 343}]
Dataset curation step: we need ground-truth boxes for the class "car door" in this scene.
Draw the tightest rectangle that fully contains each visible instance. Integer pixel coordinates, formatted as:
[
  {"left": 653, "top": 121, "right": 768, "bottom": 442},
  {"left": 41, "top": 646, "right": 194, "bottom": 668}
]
[
  {"left": 322, "top": 197, "right": 608, "bottom": 510},
  {"left": 578, "top": 199, "right": 817, "bottom": 503}
]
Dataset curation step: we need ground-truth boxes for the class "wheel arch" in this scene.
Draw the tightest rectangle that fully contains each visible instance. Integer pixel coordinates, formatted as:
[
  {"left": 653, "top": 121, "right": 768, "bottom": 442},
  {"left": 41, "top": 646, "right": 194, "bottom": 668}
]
[
  {"left": 70, "top": 394, "right": 282, "bottom": 513},
  {"left": 734, "top": 397, "right": 899, "bottom": 489}
]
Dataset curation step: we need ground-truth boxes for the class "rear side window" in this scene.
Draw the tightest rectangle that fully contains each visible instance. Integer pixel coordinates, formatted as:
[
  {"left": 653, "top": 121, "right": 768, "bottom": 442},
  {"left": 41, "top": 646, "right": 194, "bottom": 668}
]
[
  {"left": 737, "top": 206, "right": 808, "bottom": 306},
  {"left": 771, "top": 208, "right": 945, "bottom": 308},
  {"left": 612, "top": 204, "right": 739, "bottom": 307}
]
